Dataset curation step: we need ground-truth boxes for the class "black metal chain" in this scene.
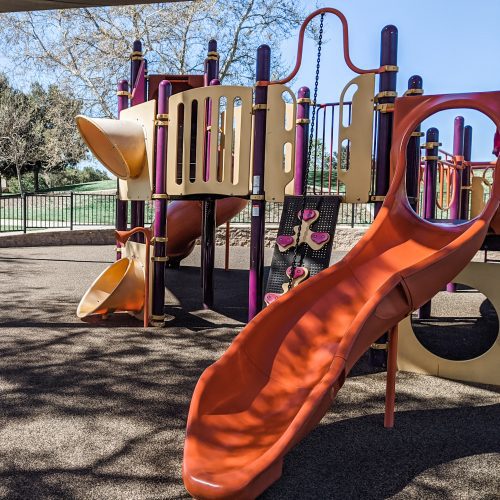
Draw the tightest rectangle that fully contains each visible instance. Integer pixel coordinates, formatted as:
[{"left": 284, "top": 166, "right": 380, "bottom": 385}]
[{"left": 288, "top": 13, "right": 325, "bottom": 291}]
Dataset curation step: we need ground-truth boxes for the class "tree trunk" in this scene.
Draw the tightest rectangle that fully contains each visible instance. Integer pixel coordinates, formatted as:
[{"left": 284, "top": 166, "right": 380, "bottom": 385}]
[
  {"left": 34, "top": 162, "right": 40, "bottom": 192},
  {"left": 16, "top": 165, "right": 23, "bottom": 194}
]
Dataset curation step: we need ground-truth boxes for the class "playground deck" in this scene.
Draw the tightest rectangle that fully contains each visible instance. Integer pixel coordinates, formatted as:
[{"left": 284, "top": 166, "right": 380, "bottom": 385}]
[{"left": 0, "top": 245, "right": 498, "bottom": 499}]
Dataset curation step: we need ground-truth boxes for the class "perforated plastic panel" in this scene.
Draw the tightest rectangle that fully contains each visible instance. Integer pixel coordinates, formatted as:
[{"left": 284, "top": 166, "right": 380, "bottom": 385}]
[{"left": 265, "top": 195, "right": 341, "bottom": 299}]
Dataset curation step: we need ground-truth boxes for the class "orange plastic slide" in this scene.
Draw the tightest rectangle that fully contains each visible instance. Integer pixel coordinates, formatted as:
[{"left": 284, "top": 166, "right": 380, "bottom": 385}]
[
  {"left": 166, "top": 198, "right": 247, "bottom": 262},
  {"left": 183, "top": 92, "right": 500, "bottom": 499}
]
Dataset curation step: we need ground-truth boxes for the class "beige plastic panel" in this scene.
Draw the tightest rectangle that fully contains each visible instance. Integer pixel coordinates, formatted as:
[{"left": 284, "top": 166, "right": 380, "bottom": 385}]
[
  {"left": 337, "top": 73, "right": 375, "bottom": 203},
  {"left": 118, "top": 100, "right": 156, "bottom": 201},
  {"left": 398, "top": 261, "right": 500, "bottom": 386},
  {"left": 264, "top": 85, "right": 296, "bottom": 202},
  {"left": 470, "top": 176, "right": 486, "bottom": 218},
  {"left": 166, "top": 85, "right": 253, "bottom": 197},
  {"left": 122, "top": 240, "right": 153, "bottom": 317}
]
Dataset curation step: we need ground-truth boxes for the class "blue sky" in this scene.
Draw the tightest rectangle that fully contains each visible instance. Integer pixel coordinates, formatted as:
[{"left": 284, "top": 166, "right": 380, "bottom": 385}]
[{"left": 281, "top": 0, "right": 500, "bottom": 159}]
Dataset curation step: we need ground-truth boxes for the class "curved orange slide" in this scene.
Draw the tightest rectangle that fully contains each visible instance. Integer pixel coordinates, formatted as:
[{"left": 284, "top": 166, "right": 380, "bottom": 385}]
[
  {"left": 183, "top": 92, "right": 500, "bottom": 499},
  {"left": 166, "top": 198, "right": 247, "bottom": 262}
]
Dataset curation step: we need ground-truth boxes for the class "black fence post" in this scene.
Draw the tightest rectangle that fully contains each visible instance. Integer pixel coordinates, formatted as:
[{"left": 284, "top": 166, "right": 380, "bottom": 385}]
[
  {"left": 351, "top": 203, "right": 355, "bottom": 228},
  {"left": 70, "top": 192, "right": 74, "bottom": 231},
  {"left": 22, "top": 193, "right": 27, "bottom": 233}
]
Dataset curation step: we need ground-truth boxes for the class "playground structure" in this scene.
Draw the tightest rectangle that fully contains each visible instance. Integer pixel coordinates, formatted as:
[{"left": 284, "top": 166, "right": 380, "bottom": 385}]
[
  {"left": 70, "top": 5, "right": 500, "bottom": 500},
  {"left": 75, "top": 25, "right": 380, "bottom": 323}
]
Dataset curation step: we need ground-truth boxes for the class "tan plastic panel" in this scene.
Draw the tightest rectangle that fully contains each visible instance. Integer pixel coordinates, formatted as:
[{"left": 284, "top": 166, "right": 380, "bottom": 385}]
[
  {"left": 398, "top": 261, "right": 500, "bottom": 386},
  {"left": 264, "top": 85, "right": 296, "bottom": 202},
  {"left": 470, "top": 175, "right": 486, "bottom": 218},
  {"left": 118, "top": 100, "right": 156, "bottom": 201},
  {"left": 122, "top": 240, "right": 153, "bottom": 317},
  {"left": 337, "top": 73, "right": 375, "bottom": 203},
  {"left": 166, "top": 85, "right": 253, "bottom": 197}
]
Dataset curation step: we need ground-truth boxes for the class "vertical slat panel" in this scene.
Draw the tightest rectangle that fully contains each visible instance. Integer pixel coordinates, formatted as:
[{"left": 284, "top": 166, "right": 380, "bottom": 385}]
[{"left": 222, "top": 99, "right": 235, "bottom": 188}]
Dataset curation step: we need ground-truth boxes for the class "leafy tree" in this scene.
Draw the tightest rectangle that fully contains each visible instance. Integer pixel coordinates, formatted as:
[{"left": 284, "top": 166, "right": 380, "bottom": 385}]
[
  {"left": 0, "top": 1, "right": 306, "bottom": 117},
  {"left": 0, "top": 75, "right": 87, "bottom": 193}
]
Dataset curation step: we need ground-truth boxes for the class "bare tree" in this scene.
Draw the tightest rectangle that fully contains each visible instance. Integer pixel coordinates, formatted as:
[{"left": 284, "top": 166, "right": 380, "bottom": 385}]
[
  {"left": 0, "top": 1, "right": 306, "bottom": 117},
  {"left": 0, "top": 83, "right": 33, "bottom": 193}
]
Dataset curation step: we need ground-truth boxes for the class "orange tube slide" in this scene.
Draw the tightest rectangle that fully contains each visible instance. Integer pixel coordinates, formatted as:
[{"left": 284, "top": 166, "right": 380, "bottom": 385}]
[
  {"left": 166, "top": 198, "right": 247, "bottom": 262},
  {"left": 183, "top": 91, "right": 500, "bottom": 499}
]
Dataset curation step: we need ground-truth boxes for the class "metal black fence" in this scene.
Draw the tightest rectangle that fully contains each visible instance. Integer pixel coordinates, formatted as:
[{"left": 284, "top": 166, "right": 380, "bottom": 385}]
[{"left": 0, "top": 192, "right": 375, "bottom": 233}]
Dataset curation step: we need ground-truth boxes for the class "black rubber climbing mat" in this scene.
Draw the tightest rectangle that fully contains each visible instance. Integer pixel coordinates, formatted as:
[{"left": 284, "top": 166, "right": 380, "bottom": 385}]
[{"left": 265, "top": 195, "right": 341, "bottom": 301}]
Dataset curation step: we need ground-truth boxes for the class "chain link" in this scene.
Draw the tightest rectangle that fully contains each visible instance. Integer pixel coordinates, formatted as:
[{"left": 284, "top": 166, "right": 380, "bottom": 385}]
[{"left": 288, "top": 13, "right": 324, "bottom": 291}]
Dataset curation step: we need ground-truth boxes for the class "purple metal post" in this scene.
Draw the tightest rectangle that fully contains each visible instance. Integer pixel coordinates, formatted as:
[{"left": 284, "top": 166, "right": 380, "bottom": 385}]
[
  {"left": 200, "top": 40, "right": 219, "bottom": 309},
  {"left": 405, "top": 75, "right": 423, "bottom": 212},
  {"left": 294, "top": 87, "right": 310, "bottom": 195},
  {"left": 130, "top": 39, "right": 146, "bottom": 243},
  {"left": 450, "top": 116, "right": 465, "bottom": 220},
  {"left": 116, "top": 79, "right": 129, "bottom": 260},
  {"left": 423, "top": 128, "right": 439, "bottom": 220},
  {"left": 151, "top": 80, "right": 172, "bottom": 323},
  {"left": 370, "top": 25, "right": 398, "bottom": 368},
  {"left": 374, "top": 25, "right": 398, "bottom": 216},
  {"left": 446, "top": 117, "right": 464, "bottom": 293},
  {"left": 201, "top": 79, "right": 220, "bottom": 309},
  {"left": 461, "top": 125, "right": 473, "bottom": 219},
  {"left": 248, "top": 45, "right": 270, "bottom": 321},
  {"left": 419, "top": 127, "right": 439, "bottom": 318}
]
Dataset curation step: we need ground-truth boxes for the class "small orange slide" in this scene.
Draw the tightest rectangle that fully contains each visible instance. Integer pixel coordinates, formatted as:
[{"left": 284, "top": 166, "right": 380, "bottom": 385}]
[
  {"left": 166, "top": 198, "right": 247, "bottom": 262},
  {"left": 183, "top": 92, "right": 500, "bottom": 499}
]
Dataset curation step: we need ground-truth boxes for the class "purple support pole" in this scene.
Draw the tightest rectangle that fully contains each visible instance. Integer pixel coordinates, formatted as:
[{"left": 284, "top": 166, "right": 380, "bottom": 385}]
[
  {"left": 405, "top": 75, "right": 423, "bottom": 212},
  {"left": 151, "top": 80, "right": 172, "bottom": 324},
  {"left": 461, "top": 125, "right": 473, "bottom": 219},
  {"left": 201, "top": 79, "right": 220, "bottom": 309},
  {"left": 423, "top": 128, "right": 439, "bottom": 220},
  {"left": 450, "top": 116, "right": 465, "bottom": 220},
  {"left": 419, "top": 127, "right": 440, "bottom": 318},
  {"left": 447, "top": 117, "right": 464, "bottom": 293},
  {"left": 116, "top": 79, "right": 129, "bottom": 260},
  {"left": 294, "top": 86, "right": 310, "bottom": 195},
  {"left": 248, "top": 45, "right": 270, "bottom": 321},
  {"left": 370, "top": 25, "right": 398, "bottom": 368},
  {"left": 374, "top": 25, "right": 398, "bottom": 216},
  {"left": 201, "top": 40, "right": 219, "bottom": 309},
  {"left": 130, "top": 39, "right": 146, "bottom": 243}
]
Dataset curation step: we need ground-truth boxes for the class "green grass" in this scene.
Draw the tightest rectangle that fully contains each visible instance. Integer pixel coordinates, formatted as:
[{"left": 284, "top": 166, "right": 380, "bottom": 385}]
[{"left": 43, "top": 180, "right": 117, "bottom": 193}]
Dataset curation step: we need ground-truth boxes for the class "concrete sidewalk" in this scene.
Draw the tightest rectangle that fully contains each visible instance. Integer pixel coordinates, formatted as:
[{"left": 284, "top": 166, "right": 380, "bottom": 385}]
[{"left": 0, "top": 245, "right": 498, "bottom": 499}]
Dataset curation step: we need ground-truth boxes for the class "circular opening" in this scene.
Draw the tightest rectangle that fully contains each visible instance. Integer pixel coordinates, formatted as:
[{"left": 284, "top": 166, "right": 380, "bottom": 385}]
[
  {"left": 411, "top": 283, "right": 499, "bottom": 361},
  {"left": 406, "top": 109, "right": 497, "bottom": 225},
  {"left": 77, "top": 258, "right": 132, "bottom": 317},
  {"left": 76, "top": 116, "right": 130, "bottom": 179}
]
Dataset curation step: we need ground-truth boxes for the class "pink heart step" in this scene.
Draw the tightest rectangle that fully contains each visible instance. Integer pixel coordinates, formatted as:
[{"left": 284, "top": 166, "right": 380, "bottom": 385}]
[
  {"left": 310, "top": 232, "right": 330, "bottom": 245},
  {"left": 277, "top": 235, "right": 295, "bottom": 247},
  {"left": 264, "top": 292, "right": 281, "bottom": 305},
  {"left": 297, "top": 209, "right": 317, "bottom": 222},
  {"left": 286, "top": 266, "right": 306, "bottom": 279}
]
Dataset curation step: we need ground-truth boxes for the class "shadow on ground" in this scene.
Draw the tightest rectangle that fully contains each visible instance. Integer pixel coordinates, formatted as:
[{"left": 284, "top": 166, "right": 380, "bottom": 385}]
[{"left": 0, "top": 246, "right": 498, "bottom": 499}]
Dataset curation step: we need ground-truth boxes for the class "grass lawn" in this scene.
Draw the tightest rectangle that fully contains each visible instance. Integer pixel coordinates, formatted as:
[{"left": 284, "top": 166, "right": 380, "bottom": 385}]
[{"left": 45, "top": 180, "right": 117, "bottom": 192}]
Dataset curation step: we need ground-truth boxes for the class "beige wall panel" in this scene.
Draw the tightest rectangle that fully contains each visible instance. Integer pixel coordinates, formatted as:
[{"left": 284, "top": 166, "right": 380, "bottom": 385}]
[
  {"left": 118, "top": 100, "right": 156, "bottom": 201},
  {"left": 166, "top": 86, "right": 252, "bottom": 197},
  {"left": 398, "top": 261, "right": 500, "bottom": 386},
  {"left": 337, "top": 73, "right": 375, "bottom": 203},
  {"left": 264, "top": 85, "right": 296, "bottom": 202}
]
